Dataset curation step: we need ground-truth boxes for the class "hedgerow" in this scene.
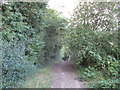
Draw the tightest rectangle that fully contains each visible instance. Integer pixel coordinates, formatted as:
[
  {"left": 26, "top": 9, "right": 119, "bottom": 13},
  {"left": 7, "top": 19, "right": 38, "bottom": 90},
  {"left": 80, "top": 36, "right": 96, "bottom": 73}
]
[
  {"left": 67, "top": 2, "right": 120, "bottom": 88},
  {"left": 1, "top": 2, "right": 66, "bottom": 88}
]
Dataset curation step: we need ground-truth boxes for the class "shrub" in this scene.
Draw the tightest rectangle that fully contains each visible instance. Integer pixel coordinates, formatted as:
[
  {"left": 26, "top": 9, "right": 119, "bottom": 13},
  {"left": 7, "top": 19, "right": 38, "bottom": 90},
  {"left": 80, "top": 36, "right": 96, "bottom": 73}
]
[
  {"left": 69, "top": 28, "right": 119, "bottom": 88},
  {"left": 2, "top": 41, "right": 37, "bottom": 88},
  {"left": 89, "top": 79, "right": 119, "bottom": 88}
]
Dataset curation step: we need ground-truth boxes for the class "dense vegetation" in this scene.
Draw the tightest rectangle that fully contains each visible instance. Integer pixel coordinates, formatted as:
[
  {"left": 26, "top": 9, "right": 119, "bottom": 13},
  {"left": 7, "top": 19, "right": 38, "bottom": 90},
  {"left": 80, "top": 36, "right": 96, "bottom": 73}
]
[
  {"left": 65, "top": 2, "right": 120, "bottom": 88},
  {"left": 1, "top": 1, "right": 119, "bottom": 88},
  {"left": 1, "top": 2, "right": 66, "bottom": 88}
]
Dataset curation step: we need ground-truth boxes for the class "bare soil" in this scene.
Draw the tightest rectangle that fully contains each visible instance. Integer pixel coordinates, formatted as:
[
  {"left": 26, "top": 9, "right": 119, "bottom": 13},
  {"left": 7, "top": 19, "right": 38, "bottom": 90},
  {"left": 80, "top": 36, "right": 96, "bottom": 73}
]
[{"left": 51, "top": 61, "right": 87, "bottom": 88}]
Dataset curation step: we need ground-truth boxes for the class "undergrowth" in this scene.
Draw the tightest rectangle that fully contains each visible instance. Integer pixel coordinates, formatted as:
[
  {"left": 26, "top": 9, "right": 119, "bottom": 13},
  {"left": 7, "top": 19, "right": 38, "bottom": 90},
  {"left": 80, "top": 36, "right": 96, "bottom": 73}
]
[
  {"left": 21, "top": 68, "right": 52, "bottom": 88},
  {"left": 77, "top": 65, "right": 119, "bottom": 88}
]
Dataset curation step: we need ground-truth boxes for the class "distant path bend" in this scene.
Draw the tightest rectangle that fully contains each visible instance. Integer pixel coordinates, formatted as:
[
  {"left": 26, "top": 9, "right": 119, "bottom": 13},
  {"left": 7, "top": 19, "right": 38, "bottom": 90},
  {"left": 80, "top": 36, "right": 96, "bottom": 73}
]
[{"left": 51, "top": 61, "right": 87, "bottom": 88}]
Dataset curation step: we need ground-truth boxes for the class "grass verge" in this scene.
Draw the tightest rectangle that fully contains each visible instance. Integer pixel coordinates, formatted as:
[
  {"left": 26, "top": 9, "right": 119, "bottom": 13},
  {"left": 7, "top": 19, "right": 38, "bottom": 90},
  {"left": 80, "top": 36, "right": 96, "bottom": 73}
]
[{"left": 21, "top": 67, "right": 53, "bottom": 88}]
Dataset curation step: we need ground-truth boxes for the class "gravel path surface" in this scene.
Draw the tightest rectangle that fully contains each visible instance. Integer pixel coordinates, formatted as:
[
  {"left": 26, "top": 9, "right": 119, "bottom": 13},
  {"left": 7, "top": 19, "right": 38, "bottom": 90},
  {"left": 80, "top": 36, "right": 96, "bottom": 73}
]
[{"left": 51, "top": 61, "right": 87, "bottom": 88}]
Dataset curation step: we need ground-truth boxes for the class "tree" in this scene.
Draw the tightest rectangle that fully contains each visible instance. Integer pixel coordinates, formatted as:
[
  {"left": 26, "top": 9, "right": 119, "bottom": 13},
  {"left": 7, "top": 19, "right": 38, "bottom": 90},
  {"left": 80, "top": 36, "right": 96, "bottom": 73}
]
[{"left": 72, "top": 2, "right": 118, "bottom": 31}]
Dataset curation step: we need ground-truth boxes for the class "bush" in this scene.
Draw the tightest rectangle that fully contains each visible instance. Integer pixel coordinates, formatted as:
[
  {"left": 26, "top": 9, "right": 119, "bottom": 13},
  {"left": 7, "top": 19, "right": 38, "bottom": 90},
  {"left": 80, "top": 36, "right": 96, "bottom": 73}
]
[
  {"left": 89, "top": 79, "right": 119, "bottom": 88},
  {"left": 69, "top": 28, "right": 119, "bottom": 88},
  {"left": 2, "top": 41, "right": 37, "bottom": 88},
  {"left": 1, "top": 2, "right": 66, "bottom": 88},
  {"left": 2, "top": 59, "right": 37, "bottom": 88},
  {"left": 78, "top": 66, "right": 103, "bottom": 81}
]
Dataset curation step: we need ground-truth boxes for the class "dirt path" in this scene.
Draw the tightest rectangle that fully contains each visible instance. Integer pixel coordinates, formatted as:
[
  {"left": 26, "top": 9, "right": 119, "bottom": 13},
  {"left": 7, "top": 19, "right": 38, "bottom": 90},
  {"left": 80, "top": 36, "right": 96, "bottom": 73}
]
[{"left": 51, "top": 61, "right": 87, "bottom": 88}]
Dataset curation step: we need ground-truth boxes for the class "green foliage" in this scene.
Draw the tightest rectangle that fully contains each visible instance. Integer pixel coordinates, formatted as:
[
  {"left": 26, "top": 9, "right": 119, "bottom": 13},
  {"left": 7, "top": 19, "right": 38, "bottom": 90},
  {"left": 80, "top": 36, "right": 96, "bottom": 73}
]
[
  {"left": 73, "top": 2, "right": 118, "bottom": 31},
  {"left": 1, "top": 2, "right": 66, "bottom": 88},
  {"left": 60, "top": 45, "right": 71, "bottom": 58},
  {"left": 26, "top": 31, "right": 45, "bottom": 66},
  {"left": 78, "top": 66, "right": 102, "bottom": 81},
  {"left": 67, "top": 2, "right": 119, "bottom": 88},
  {"left": 89, "top": 79, "right": 119, "bottom": 88},
  {"left": 41, "top": 9, "right": 67, "bottom": 61},
  {"left": 2, "top": 41, "right": 37, "bottom": 88},
  {"left": 1, "top": 1, "right": 119, "bottom": 88},
  {"left": 78, "top": 66, "right": 119, "bottom": 88},
  {"left": 69, "top": 28, "right": 119, "bottom": 88}
]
